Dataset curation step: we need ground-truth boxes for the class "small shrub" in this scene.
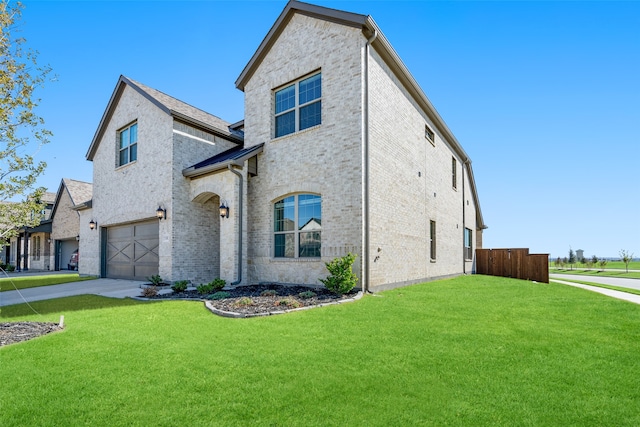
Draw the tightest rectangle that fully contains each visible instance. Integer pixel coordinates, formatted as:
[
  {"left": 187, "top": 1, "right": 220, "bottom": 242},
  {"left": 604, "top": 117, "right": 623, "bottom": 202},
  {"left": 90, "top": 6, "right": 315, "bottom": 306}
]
[
  {"left": 319, "top": 252, "right": 358, "bottom": 295},
  {"left": 298, "top": 290, "right": 316, "bottom": 299},
  {"left": 260, "top": 289, "right": 278, "bottom": 297},
  {"left": 140, "top": 286, "right": 158, "bottom": 297},
  {"left": 197, "top": 283, "right": 214, "bottom": 295},
  {"left": 146, "top": 275, "right": 163, "bottom": 286},
  {"left": 209, "top": 291, "right": 231, "bottom": 300},
  {"left": 277, "top": 298, "right": 301, "bottom": 309},
  {"left": 171, "top": 280, "right": 189, "bottom": 292},
  {"left": 234, "top": 297, "right": 253, "bottom": 307},
  {"left": 208, "top": 278, "right": 226, "bottom": 292}
]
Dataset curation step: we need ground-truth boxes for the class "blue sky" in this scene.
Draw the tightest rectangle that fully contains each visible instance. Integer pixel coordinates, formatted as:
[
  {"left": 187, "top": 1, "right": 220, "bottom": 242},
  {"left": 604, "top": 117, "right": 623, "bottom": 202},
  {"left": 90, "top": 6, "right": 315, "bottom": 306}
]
[{"left": 17, "top": 0, "right": 639, "bottom": 259}]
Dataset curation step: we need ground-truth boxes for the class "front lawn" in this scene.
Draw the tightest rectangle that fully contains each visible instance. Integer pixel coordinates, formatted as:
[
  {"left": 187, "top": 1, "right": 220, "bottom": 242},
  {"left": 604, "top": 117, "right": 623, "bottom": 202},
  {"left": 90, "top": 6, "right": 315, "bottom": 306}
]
[
  {"left": 1, "top": 275, "right": 639, "bottom": 426},
  {"left": 0, "top": 274, "right": 96, "bottom": 292}
]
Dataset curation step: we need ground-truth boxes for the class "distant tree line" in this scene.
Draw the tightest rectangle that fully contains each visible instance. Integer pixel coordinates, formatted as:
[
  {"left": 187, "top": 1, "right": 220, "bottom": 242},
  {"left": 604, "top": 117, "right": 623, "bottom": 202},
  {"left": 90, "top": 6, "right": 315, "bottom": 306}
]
[{"left": 553, "top": 249, "right": 634, "bottom": 272}]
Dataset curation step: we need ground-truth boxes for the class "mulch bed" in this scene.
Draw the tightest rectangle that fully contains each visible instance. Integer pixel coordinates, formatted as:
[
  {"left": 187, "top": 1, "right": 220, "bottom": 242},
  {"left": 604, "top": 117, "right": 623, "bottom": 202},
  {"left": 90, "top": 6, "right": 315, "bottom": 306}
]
[
  {"left": 0, "top": 322, "right": 63, "bottom": 347},
  {"left": 1, "top": 285, "right": 358, "bottom": 346},
  {"left": 144, "top": 284, "right": 359, "bottom": 317}
]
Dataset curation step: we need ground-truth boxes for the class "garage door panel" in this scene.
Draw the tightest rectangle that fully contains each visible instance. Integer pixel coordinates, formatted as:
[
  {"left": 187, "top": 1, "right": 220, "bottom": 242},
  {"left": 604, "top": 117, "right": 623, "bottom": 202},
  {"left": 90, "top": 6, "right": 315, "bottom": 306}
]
[{"left": 106, "top": 221, "right": 158, "bottom": 280}]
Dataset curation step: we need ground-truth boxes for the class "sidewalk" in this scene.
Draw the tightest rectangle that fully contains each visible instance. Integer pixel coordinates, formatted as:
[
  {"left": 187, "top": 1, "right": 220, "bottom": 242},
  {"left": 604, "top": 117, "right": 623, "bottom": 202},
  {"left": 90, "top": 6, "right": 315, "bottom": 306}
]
[
  {"left": 551, "top": 279, "right": 640, "bottom": 305},
  {"left": 0, "top": 278, "right": 146, "bottom": 307}
]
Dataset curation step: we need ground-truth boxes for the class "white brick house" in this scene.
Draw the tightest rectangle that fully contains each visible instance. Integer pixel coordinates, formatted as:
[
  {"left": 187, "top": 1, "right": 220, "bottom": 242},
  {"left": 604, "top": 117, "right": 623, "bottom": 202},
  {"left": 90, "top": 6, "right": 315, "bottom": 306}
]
[{"left": 81, "top": 1, "right": 485, "bottom": 291}]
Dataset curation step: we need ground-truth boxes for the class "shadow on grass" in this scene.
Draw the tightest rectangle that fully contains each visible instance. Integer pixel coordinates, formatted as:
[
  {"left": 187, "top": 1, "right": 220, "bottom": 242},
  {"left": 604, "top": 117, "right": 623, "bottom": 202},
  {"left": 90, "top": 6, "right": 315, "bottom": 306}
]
[{"left": 0, "top": 295, "right": 156, "bottom": 319}]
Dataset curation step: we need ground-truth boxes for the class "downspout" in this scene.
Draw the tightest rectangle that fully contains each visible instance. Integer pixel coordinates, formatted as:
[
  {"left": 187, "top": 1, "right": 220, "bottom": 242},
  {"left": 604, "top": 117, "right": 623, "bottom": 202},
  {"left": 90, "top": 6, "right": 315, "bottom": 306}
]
[
  {"left": 462, "top": 160, "right": 466, "bottom": 274},
  {"left": 228, "top": 164, "right": 243, "bottom": 286},
  {"left": 363, "top": 27, "right": 377, "bottom": 293}
]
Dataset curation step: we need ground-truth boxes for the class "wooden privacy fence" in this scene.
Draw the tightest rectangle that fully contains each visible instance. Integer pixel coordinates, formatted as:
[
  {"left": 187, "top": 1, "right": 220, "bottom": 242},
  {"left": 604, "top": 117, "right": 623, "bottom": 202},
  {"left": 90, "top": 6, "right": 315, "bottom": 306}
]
[{"left": 476, "top": 248, "right": 549, "bottom": 283}]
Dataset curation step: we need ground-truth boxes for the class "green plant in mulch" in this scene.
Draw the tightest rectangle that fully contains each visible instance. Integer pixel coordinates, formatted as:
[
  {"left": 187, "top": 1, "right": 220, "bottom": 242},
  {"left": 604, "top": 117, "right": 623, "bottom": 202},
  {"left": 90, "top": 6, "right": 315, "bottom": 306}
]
[
  {"left": 234, "top": 297, "right": 253, "bottom": 307},
  {"left": 196, "top": 283, "right": 214, "bottom": 295},
  {"left": 146, "top": 275, "right": 163, "bottom": 286},
  {"left": 276, "top": 298, "right": 301, "bottom": 309},
  {"left": 171, "top": 280, "right": 189, "bottom": 293},
  {"left": 208, "top": 278, "right": 226, "bottom": 292},
  {"left": 319, "top": 252, "right": 358, "bottom": 295},
  {"left": 298, "top": 290, "right": 316, "bottom": 299},
  {"left": 260, "top": 289, "right": 278, "bottom": 297},
  {"left": 208, "top": 291, "right": 231, "bottom": 300}
]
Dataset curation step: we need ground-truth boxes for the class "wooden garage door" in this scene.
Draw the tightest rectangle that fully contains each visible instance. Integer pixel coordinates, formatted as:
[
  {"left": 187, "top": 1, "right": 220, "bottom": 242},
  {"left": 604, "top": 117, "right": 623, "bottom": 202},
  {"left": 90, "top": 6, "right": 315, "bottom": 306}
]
[{"left": 106, "top": 221, "right": 159, "bottom": 280}]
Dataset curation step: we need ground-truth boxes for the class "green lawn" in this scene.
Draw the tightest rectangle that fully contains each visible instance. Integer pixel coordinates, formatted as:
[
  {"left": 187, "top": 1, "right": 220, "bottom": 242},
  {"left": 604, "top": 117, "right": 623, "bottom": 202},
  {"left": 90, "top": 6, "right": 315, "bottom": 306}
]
[
  {"left": 2, "top": 275, "right": 639, "bottom": 426},
  {"left": 0, "top": 274, "right": 96, "bottom": 292}
]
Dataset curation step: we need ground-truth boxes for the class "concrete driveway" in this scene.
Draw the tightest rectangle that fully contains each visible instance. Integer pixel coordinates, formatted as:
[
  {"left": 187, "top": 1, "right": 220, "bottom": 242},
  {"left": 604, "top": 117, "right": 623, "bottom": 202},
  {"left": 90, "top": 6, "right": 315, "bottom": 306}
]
[{"left": 0, "top": 278, "right": 145, "bottom": 307}]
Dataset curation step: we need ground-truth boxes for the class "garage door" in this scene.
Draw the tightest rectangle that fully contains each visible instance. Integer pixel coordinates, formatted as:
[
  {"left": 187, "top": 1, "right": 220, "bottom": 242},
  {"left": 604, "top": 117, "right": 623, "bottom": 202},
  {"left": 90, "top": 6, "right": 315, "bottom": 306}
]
[{"left": 106, "top": 221, "right": 159, "bottom": 280}]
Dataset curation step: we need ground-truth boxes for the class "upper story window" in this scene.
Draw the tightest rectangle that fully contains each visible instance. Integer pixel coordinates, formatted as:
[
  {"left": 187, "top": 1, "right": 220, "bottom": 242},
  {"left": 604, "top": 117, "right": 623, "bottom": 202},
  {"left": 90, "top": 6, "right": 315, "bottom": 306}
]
[
  {"left": 452, "top": 157, "right": 457, "bottom": 190},
  {"left": 119, "top": 122, "right": 138, "bottom": 166},
  {"left": 430, "top": 220, "right": 437, "bottom": 261},
  {"left": 274, "top": 194, "right": 321, "bottom": 258},
  {"left": 274, "top": 73, "right": 321, "bottom": 138},
  {"left": 425, "top": 124, "right": 435, "bottom": 146}
]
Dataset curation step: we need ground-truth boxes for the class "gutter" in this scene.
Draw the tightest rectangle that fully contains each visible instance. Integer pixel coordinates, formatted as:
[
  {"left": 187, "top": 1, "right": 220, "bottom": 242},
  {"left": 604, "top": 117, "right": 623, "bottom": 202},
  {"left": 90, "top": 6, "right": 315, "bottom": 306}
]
[
  {"left": 363, "top": 28, "right": 378, "bottom": 294},
  {"left": 228, "top": 164, "right": 243, "bottom": 286},
  {"left": 462, "top": 160, "right": 467, "bottom": 274}
]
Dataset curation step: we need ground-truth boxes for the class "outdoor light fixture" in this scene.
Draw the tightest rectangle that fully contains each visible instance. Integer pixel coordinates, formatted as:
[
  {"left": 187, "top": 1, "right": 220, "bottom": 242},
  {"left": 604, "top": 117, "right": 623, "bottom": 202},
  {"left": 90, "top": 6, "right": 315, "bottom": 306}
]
[
  {"left": 76, "top": 235, "right": 80, "bottom": 241},
  {"left": 219, "top": 202, "right": 229, "bottom": 219},
  {"left": 156, "top": 206, "right": 166, "bottom": 220},
  {"left": 89, "top": 219, "right": 97, "bottom": 230}
]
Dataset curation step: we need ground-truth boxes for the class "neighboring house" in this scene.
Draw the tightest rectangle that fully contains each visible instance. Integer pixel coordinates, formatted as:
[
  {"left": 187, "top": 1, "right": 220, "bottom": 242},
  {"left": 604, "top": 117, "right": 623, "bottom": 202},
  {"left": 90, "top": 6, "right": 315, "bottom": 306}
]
[
  {"left": 49, "top": 178, "right": 93, "bottom": 271},
  {"left": 7, "top": 192, "right": 56, "bottom": 271},
  {"left": 80, "top": 1, "right": 486, "bottom": 291}
]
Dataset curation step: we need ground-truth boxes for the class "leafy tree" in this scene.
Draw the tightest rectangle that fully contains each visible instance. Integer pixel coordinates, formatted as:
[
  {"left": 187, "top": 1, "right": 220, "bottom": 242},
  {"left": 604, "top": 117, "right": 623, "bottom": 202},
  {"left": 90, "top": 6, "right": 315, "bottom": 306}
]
[
  {"left": 619, "top": 250, "right": 634, "bottom": 273},
  {"left": 0, "top": 0, "right": 53, "bottom": 246},
  {"left": 568, "top": 248, "right": 576, "bottom": 270},
  {"left": 591, "top": 255, "right": 598, "bottom": 268}
]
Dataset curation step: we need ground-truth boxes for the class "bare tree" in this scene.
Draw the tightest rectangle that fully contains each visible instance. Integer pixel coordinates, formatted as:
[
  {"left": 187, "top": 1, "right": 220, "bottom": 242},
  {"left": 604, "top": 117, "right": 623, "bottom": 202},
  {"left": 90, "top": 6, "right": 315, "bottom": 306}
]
[{"left": 619, "top": 250, "right": 634, "bottom": 273}]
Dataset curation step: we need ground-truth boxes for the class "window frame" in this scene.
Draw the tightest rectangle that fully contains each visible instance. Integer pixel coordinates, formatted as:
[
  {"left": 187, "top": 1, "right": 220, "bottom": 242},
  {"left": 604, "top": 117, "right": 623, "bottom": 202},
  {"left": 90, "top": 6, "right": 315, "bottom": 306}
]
[
  {"left": 274, "top": 72, "right": 322, "bottom": 138},
  {"left": 273, "top": 193, "right": 322, "bottom": 259},
  {"left": 425, "top": 124, "right": 435, "bottom": 146},
  {"left": 430, "top": 220, "right": 437, "bottom": 261},
  {"left": 464, "top": 228, "right": 473, "bottom": 260},
  {"left": 118, "top": 122, "right": 138, "bottom": 167},
  {"left": 452, "top": 157, "right": 457, "bottom": 190}
]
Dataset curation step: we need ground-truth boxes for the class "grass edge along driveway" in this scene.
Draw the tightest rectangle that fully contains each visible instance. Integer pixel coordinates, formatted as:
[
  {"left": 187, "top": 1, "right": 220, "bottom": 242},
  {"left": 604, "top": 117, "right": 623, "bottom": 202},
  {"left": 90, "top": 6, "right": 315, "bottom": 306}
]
[
  {"left": 2, "top": 275, "right": 639, "bottom": 426},
  {"left": 0, "top": 274, "right": 96, "bottom": 292}
]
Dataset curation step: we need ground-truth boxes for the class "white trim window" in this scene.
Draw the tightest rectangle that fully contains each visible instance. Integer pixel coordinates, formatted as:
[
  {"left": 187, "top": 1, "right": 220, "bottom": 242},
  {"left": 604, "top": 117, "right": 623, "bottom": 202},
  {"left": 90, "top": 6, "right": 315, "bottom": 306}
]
[
  {"left": 274, "top": 194, "right": 321, "bottom": 258},
  {"left": 464, "top": 228, "right": 473, "bottom": 260},
  {"left": 119, "top": 122, "right": 138, "bottom": 166},
  {"left": 274, "top": 73, "right": 321, "bottom": 138}
]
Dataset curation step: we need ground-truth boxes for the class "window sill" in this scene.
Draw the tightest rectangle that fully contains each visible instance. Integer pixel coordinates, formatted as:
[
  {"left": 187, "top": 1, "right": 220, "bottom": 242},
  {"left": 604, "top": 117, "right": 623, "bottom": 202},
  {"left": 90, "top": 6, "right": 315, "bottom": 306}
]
[
  {"left": 271, "top": 124, "right": 321, "bottom": 143},
  {"left": 115, "top": 160, "right": 137, "bottom": 171},
  {"left": 430, "top": 259, "right": 436, "bottom": 263},
  {"left": 270, "top": 257, "right": 323, "bottom": 263}
]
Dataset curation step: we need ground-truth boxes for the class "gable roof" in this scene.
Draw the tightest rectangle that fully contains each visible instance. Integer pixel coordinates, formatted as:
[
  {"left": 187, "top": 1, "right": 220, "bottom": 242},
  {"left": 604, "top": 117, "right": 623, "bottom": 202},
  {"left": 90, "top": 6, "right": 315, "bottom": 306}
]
[
  {"left": 235, "top": 1, "right": 485, "bottom": 229},
  {"left": 50, "top": 178, "right": 93, "bottom": 220},
  {"left": 86, "top": 75, "right": 242, "bottom": 161}
]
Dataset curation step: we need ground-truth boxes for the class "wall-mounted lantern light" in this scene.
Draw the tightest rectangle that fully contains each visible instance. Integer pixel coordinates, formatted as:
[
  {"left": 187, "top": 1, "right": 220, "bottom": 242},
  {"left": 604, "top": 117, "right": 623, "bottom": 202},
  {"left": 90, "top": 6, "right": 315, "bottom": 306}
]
[
  {"left": 219, "top": 202, "right": 229, "bottom": 219},
  {"left": 89, "top": 219, "right": 97, "bottom": 230},
  {"left": 156, "top": 206, "right": 167, "bottom": 220},
  {"left": 76, "top": 235, "right": 80, "bottom": 241}
]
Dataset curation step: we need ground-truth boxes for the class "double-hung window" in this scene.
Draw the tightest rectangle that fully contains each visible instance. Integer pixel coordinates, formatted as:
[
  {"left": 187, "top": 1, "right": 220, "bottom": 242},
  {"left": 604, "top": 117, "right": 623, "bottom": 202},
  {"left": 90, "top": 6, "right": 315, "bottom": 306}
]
[
  {"left": 274, "top": 194, "right": 322, "bottom": 258},
  {"left": 274, "top": 73, "right": 321, "bottom": 138},
  {"left": 119, "top": 122, "right": 138, "bottom": 166}
]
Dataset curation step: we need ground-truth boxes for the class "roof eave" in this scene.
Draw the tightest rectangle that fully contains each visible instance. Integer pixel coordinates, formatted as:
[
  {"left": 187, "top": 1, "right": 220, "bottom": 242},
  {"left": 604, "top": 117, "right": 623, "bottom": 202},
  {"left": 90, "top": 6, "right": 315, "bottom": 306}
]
[
  {"left": 235, "top": 1, "right": 367, "bottom": 91},
  {"left": 182, "top": 144, "right": 264, "bottom": 179}
]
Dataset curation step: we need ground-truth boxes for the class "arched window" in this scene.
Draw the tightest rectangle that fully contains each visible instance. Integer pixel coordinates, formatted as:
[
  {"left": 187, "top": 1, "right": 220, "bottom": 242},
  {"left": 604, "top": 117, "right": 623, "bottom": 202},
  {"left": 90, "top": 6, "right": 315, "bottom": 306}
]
[{"left": 274, "top": 194, "right": 321, "bottom": 258}]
